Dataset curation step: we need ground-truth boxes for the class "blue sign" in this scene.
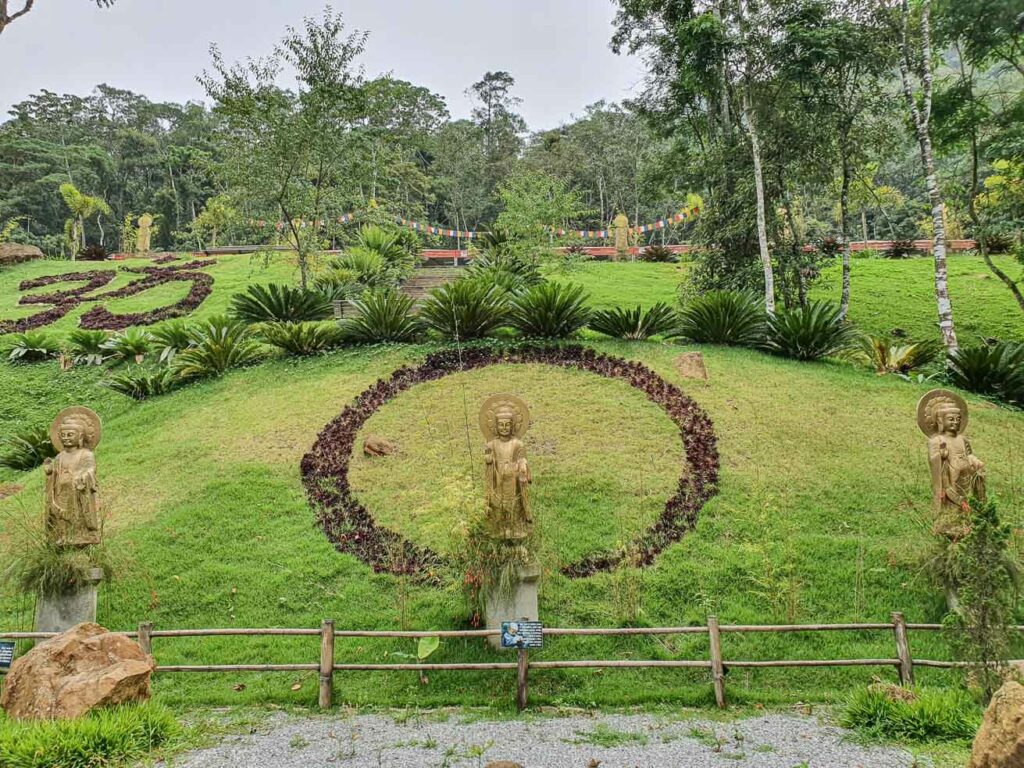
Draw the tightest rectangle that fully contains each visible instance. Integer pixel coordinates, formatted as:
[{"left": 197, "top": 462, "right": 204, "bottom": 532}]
[
  {"left": 0, "top": 641, "right": 14, "bottom": 673},
  {"left": 500, "top": 621, "right": 543, "bottom": 649}
]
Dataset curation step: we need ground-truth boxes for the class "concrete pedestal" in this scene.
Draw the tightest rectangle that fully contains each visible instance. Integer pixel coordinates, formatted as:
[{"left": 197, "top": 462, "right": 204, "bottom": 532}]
[
  {"left": 486, "top": 561, "right": 541, "bottom": 649},
  {"left": 35, "top": 568, "right": 103, "bottom": 634}
]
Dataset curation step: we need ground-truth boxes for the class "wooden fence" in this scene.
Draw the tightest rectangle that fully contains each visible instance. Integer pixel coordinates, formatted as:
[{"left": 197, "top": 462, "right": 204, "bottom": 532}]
[{"left": 4, "top": 613, "right": 1022, "bottom": 711}]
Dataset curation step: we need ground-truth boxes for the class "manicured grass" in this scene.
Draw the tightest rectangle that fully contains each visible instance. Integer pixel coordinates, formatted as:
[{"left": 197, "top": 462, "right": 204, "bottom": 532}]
[
  {"left": 547, "top": 261, "right": 684, "bottom": 309},
  {"left": 1, "top": 340, "right": 1021, "bottom": 712}
]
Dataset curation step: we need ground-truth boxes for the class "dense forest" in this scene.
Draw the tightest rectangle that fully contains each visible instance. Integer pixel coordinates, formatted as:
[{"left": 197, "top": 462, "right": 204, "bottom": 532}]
[{"left": 0, "top": 1, "right": 1021, "bottom": 322}]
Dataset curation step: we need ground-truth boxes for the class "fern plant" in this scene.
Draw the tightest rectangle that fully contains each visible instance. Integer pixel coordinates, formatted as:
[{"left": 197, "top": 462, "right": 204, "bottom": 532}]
[
  {"left": 859, "top": 335, "right": 942, "bottom": 375},
  {"left": 948, "top": 342, "right": 1024, "bottom": 407},
  {"left": 419, "top": 279, "right": 508, "bottom": 340},
  {"left": 102, "top": 327, "right": 153, "bottom": 364},
  {"left": 103, "top": 367, "right": 176, "bottom": 400},
  {"left": 150, "top": 320, "right": 194, "bottom": 364},
  {"left": 6, "top": 330, "right": 62, "bottom": 362},
  {"left": 340, "top": 290, "right": 422, "bottom": 344},
  {"left": 65, "top": 329, "right": 111, "bottom": 366},
  {"left": 260, "top": 321, "right": 343, "bottom": 356},
  {"left": 589, "top": 302, "right": 678, "bottom": 340},
  {"left": 173, "top": 316, "right": 262, "bottom": 378},
  {"left": 509, "top": 282, "right": 591, "bottom": 339},
  {"left": 676, "top": 291, "right": 765, "bottom": 346},
  {"left": 0, "top": 425, "right": 57, "bottom": 470},
  {"left": 762, "top": 301, "right": 861, "bottom": 361},
  {"left": 229, "top": 283, "right": 332, "bottom": 323}
]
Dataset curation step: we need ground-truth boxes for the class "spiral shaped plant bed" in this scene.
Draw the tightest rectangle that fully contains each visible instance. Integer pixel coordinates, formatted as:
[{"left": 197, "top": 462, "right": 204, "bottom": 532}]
[{"left": 301, "top": 345, "right": 720, "bottom": 580}]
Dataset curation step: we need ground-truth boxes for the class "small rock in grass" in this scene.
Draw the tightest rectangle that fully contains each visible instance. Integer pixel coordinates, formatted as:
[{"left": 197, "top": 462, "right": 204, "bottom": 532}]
[
  {"left": 968, "top": 680, "right": 1024, "bottom": 768},
  {"left": 676, "top": 351, "right": 709, "bottom": 381},
  {"left": 363, "top": 435, "right": 398, "bottom": 457}
]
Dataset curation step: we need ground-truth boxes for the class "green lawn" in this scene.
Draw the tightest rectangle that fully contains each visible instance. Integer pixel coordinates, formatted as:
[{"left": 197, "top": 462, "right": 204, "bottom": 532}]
[{"left": 1, "top": 340, "right": 1021, "bottom": 713}]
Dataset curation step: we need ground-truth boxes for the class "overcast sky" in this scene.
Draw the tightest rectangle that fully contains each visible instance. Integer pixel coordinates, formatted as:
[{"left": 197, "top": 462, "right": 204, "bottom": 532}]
[{"left": 0, "top": 0, "right": 648, "bottom": 130}]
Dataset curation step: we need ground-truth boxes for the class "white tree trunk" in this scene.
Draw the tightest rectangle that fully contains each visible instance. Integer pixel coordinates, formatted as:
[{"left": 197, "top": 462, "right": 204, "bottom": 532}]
[
  {"left": 742, "top": 93, "right": 775, "bottom": 314},
  {"left": 898, "top": 0, "right": 958, "bottom": 351}
]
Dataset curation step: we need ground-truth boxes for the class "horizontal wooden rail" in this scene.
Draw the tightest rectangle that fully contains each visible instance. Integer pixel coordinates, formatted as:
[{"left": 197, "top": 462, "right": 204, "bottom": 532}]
[
  {"left": 157, "top": 664, "right": 319, "bottom": 672},
  {"left": 719, "top": 623, "right": 894, "bottom": 632},
  {"left": 726, "top": 659, "right": 899, "bottom": 668}
]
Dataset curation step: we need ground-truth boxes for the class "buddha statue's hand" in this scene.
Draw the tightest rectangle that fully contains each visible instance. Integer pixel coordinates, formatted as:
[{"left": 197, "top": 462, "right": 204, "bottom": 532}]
[{"left": 43, "top": 458, "right": 53, "bottom": 474}]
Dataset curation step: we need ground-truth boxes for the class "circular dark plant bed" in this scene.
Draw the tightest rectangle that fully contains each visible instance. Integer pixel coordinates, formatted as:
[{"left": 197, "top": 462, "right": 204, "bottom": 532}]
[{"left": 301, "top": 345, "right": 720, "bottom": 581}]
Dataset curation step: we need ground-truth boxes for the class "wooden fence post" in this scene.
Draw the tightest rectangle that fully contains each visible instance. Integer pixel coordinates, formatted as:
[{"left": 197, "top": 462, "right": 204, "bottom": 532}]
[
  {"left": 137, "top": 622, "right": 153, "bottom": 656},
  {"left": 707, "top": 615, "right": 726, "bottom": 708},
  {"left": 891, "top": 612, "right": 914, "bottom": 687},
  {"left": 516, "top": 649, "right": 529, "bottom": 711},
  {"left": 319, "top": 619, "right": 335, "bottom": 709}
]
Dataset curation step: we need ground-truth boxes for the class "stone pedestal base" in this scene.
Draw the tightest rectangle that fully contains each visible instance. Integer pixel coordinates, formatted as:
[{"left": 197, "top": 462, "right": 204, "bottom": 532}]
[
  {"left": 35, "top": 568, "right": 103, "bottom": 634},
  {"left": 486, "top": 561, "right": 541, "bottom": 649}
]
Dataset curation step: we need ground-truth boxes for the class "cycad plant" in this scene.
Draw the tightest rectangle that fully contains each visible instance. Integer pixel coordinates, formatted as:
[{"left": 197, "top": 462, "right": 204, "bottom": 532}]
[
  {"left": 173, "top": 315, "right": 263, "bottom": 379},
  {"left": 509, "top": 283, "right": 591, "bottom": 339},
  {"left": 339, "top": 290, "right": 422, "bottom": 344},
  {"left": 676, "top": 290, "right": 765, "bottom": 346},
  {"left": 762, "top": 301, "right": 861, "bottom": 361},
  {"left": 102, "top": 328, "right": 152, "bottom": 364},
  {"left": 65, "top": 329, "right": 111, "bottom": 366},
  {"left": 0, "top": 425, "right": 57, "bottom": 470},
  {"left": 150, "top": 320, "right": 194, "bottom": 364},
  {"left": 260, "top": 321, "right": 343, "bottom": 356},
  {"left": 589, "top": 302, "right": 678, "bottom": 340},
  {"left": 103, "top": 367, "right": 176, "bottom": 400},
  {"left": 948, "top": 342, "right": 1024, "bottom": 407},
  {"left": 229, "top": 283, "right": 332, "bottom": 323},
  {"left": 859, "top": 335, "right": 942, "bottom": 376},
  {"left": 6, "top": 330, "right": 62, "bottom": 362},
  {"left": 419, "top": 279, "right": 508, "bottom": 341}
]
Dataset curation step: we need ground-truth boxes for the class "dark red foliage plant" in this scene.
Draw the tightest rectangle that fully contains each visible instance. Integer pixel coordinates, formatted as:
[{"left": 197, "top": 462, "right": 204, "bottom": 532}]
[{"left": 301, "top": 344, "right": 720, "bottom": 581}]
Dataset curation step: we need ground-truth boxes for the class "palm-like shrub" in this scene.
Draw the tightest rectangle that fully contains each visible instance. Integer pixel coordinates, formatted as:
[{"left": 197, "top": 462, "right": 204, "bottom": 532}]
[
  {"left": 66, "top": 329, "right": 111, "bottom": 366},
  {"left": 260, "top": 321, "right": 343, "bottom": 356},
  {"left": 467, "top": 249, "right": 543, "bottom": 291},
  {"left": 102, "top": 328, "right": 152, "bottom": 364},
  {"left": 859, "top": 335, "right": 942, "bottom": 375},
  {"left": 589, "top": 302, "right": 678, "bottom": 340},
  {"left": 0, "top": 425, "right": 57, "bottom": 470},
  {"left": 229, "top": 283, "right": 332, "bottom": 323},
  {"left": 639, "top": 244, "right": 678, "bottom": 263},
  {"left": 173, "top": 316, "right": 262, "bottom": 379},
  {"left": 335, "top": 248, "right": 388, "bottom": 287},
  {"left": 509, "top": 282, "right": 592, "bottom": 339},
  {"left": 340, "top": 290, "right": 422, "bottom": 344},
  {"left": 762, "top": 301, "right": 861, "bottom": 361},
  {"left": 355, "top": 224, "right": 409, "bottom": 263},
  {"left": 150, "top": 320, "right": 194, "bottom": 364},
  {"left": 948, "top": 342, "right": 1024, "bottom": 407},
  {"left": 6, "top": 330, "right": 62, "bottom": 362},
  {"left": 314, "top": 268, "right": 363, "bottom": 302},
  {"left": 103, "top": 367, "right": 176, "bottom": 400},
  {"left": 419, "top": 279, "right": 508, "bottom": 340},
  {"left": 676, "top": 291, "right": 765, "bottom": 346}
]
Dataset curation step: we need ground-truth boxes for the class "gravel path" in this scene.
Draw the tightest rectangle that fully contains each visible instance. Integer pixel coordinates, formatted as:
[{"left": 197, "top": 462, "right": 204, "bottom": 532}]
[{"left": 167, "top": 711, "right": 915, "bottom": 767}]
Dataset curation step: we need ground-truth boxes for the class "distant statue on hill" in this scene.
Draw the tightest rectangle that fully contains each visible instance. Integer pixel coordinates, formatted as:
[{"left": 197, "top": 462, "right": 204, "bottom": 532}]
[
  {"left": 917, "top": 389, "right": 986, "bottom": 538},
  {"left": 612, "top": 213, "right": 630, "bottom": 261},
  {"left": 43, "top": 407, "right": 102, "bottom": 548},
  {"left": 480, "top": 394, "right": 532, "bottom": 545},
  {"left": 136, "top": 214, "right": 153, "bottom": 253}
]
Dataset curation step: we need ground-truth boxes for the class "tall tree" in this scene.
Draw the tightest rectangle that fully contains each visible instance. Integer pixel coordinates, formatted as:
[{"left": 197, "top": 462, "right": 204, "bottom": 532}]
[{"left": 0, "top": 0, "right": 113, "bottom": 36}]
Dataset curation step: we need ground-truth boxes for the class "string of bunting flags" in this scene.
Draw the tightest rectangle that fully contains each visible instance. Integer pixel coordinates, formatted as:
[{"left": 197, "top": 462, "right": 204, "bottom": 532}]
[{"left": 248, "top": 204, "right": 699, "bottom": 241}]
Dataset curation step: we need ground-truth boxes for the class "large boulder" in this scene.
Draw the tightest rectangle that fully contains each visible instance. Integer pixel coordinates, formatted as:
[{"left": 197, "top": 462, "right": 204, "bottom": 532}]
[
  {"left": 0, "top": 242, "right": 44, "bottom": 266},
  {"left": 0, "top": 622, "right": 155, "bottom": 720},
  {"left": 969, "top": 680, "right": 1024, "bottom": 768}
]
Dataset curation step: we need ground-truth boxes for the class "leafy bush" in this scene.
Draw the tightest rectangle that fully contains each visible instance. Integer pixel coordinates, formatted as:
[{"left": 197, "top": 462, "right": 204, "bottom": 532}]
[
  {"left": 0, "top": 703, "right": 177, "bottom": 768},
  {"left": 173, "top": 315, "right": 262, "bottom": 379},
  {"left": 6, "top": 330, "right": 62, "bottom": 362},
  {"left": 467, "top": 248, "right": 544, "bottom": 291},
  {"left": 419, "top": 279, "right": 509, "bottom": 340},
  {"left": 313, "top": 268, "right": 363, "bottom": 302},
  {"left": 509, "top": 282, "right": 591, "bottom": 339},
  {"left": 816, "top": 235, "right": 842, "bottom": 258},
  {"left": 676, "top": 290, "right": 765, "bottom": 346},
  {"left": 149, "top": 320, "right": 193, "bottom": 364},
  {"left": 102, "top": 327, "right": 153, "bottom": 364},
  {"left": 0, "top": 425, "right": 57, "bottom": 471},
  {"left": 762, "top": 301, "right": 861, "bottom": 361},
  {"left": 839, "top": 685, "right": 980, "bottom": 742},
  {"left": 103, "top": 367, "right": 176, "bottom": 400},
  {"left": 65, "top": 329, "right": 111, "bottom": 366},
  {"left": 639, "top": 244, "right": 678, "bottom": 262},
  {"left": 339, "top": 290, "right": 422, "bottom": 344},
  {"left": 858, "top": 335, "right": 942, "bottom": 375},
  {"left": 229, "top": 283, "right": 332, "bottom": 323},
  {"left": 589, "top": 302, "right": 678, "bottom": 340},
  {"left": 77, "top": 243, "right": 108, "bottom": 261},
  {"left": 884, "top": 239, "right": 918, "bottom": 259},
  {"left": 335, "top": 248, "right": 389, "bottom": 287},
  {"left": 260, "top": 321, "right": 343, "bottom": 356},
  {"left": 947, "top": 341, "right": 1024, "bottom": 407}
]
